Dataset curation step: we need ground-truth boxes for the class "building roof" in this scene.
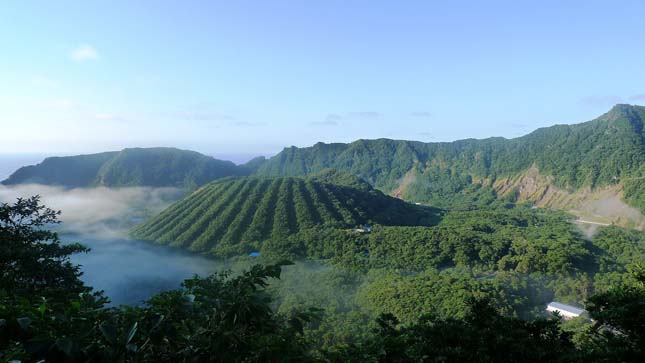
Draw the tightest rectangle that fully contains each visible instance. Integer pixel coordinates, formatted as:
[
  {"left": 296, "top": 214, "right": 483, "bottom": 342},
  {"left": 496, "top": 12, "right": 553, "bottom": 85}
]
[{"left": 547, "top": 302, "right": 586, "bottom": 315}]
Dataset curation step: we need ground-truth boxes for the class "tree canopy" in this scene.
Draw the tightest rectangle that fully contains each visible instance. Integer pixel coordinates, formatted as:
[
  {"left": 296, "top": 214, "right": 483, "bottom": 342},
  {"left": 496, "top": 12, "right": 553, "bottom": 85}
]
[{"left": 2, "top": 198, "right": 644, "bottom": 362}]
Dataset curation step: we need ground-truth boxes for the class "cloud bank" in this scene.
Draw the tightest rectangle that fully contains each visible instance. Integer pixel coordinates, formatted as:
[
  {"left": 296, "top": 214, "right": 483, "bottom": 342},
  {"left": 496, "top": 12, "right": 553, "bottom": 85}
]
[{"left": 0, "top": 184, "right": 182, "bottom": 238}]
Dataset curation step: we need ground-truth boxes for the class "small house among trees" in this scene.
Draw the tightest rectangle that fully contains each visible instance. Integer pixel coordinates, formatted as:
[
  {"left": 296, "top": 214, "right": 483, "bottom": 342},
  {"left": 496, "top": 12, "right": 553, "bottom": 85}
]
[{"left": 546, "top": 302, "right": 586, "bottom": 319}]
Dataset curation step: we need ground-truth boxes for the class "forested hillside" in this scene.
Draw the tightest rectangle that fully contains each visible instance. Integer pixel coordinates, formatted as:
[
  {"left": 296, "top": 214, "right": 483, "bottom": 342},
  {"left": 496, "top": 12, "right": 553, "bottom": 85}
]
[
  {"left": 4, "top": 197, "right": 645, "bottom": 362},
  {"left": 131, "top": 169, "right": 644, "bottom": 313},
  {"left": 131, "top": 174, "right": 437, "bottom": 256},
  {"left": 257, "top": 104, "right": 645, "bottom": 214},
  {"left": 235, "top": 204, "right": 644, "bottom": 311},
  {"left": 2, "top": 147, "right": 261, "bottom": 188}
]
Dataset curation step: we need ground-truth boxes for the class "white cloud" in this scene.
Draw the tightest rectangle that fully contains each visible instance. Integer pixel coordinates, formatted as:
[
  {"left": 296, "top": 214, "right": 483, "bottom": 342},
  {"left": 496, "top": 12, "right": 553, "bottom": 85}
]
[{"left": 70, "top": 44, "right": 100, "bottom": 61}]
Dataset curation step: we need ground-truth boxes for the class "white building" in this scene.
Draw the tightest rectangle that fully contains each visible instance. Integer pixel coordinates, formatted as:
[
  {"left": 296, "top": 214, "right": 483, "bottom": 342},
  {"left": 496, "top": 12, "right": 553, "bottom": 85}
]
[{"left": 546, "top": 302, "right": 586, "bottom": 319}]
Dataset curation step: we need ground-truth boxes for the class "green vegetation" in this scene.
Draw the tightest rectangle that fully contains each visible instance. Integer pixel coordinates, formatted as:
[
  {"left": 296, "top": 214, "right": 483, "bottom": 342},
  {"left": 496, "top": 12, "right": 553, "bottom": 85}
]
[
  {"left": 0, "top": 197, "right": 316, "bottom": 361},
  {"left": 133, "top": 170, "right": 643, "bottom": 315},
  {"left": 2, "top": 198, "right": 644, "bottom": 362},
  {"left": 132, "top": 174, "right": 438, "bottom": 256},
  {"left": 257, "top": 206, "right": 643, "bottom": 316},
  {"left": 133, "top": 171, "right": 644, "bottom": 327},
  {"left": 312, "top": 207, "right": 588, "bottom": 274},
  {"left": 257, "top": 105, "right": 645, "bottom": 211},
  {"left": 356, "top": 269, "right": 525, "bottom": 324},
  {"left": 1, "top": 147, "right": 259, "bottom": 189},
  {"left": 624, "top": 177, "right": 645, "bottom": 213}
]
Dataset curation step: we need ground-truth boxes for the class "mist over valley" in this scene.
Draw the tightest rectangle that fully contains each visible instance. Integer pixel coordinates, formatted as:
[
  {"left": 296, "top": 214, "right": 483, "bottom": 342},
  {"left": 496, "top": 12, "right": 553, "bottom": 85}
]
[{"left": 0, "top": 181, "right": 220, "bottom": 305}]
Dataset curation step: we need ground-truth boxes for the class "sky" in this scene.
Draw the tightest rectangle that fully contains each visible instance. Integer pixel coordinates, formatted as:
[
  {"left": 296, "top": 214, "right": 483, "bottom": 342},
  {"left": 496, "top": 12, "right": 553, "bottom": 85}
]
[{"left": 1, "top": 0, "right": 645, "bottom": 160}]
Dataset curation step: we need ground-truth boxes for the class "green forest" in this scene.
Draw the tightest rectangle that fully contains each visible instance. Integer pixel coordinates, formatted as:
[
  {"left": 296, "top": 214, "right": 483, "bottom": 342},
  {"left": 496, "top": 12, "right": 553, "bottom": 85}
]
[
  {"left": 124, "top": 165, "right": 645, "bottom": 362},
  {"left": 131, "top": 172, "right": 438, "bottom": 256},
  {"left": 1, "top": 197, "right": 644, "bottom": 362},
  {"left": 129, "top": 164, "right": 645, "bottom": 317}
]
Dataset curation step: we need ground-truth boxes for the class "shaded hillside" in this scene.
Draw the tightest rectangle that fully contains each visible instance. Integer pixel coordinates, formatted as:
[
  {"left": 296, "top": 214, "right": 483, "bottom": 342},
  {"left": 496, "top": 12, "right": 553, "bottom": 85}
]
[
  {"left": 92, "top": 148, "right": 241, "bottom": 188},
  {"left": 131, "top": 175, "right": 437, "bottom": 256},
  {"left": 1, "top": 152, "right": 117, "bottom": 188},
  {"left": 256, "top": 105, "right": 645, "bottom": 213},
  {"left": 2, "top": 147, "right": 261, "bottom": 188}
]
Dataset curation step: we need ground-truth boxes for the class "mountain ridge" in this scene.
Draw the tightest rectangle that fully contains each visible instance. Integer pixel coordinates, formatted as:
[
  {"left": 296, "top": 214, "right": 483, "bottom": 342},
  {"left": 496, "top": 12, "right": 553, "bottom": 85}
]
[
  {"left": 1, "top": 147, "right": 264, "bottom": 188},
  {"left": 256, "top": 104, "right": 645, "bottom": 220},
  {"left": 3, "top": 105, "right": 644, "bottom": 222}
]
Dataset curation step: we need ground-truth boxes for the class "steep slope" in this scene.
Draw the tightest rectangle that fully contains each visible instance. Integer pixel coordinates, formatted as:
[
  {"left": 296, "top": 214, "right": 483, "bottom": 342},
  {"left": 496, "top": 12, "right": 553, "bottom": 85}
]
[
  {"left": 2, "top": 147, "right": 247, "bottom": 188},
  {"left": 131, "top": 175, "right": 437, "bottom": 256},
  {"left": 257, "top": 105, "right": 645, "bottom": 215}
]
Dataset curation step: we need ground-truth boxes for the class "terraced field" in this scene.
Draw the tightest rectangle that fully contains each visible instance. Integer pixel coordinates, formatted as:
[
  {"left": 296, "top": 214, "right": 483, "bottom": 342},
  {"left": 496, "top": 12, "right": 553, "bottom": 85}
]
[{"left": 131, "top": 176, "right": 436, "bottom": 256}]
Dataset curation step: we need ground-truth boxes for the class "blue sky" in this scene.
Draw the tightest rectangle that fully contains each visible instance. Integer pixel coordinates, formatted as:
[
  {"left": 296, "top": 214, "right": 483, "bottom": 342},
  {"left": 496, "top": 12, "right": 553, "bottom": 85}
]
[{"left": 1, "top": 1, "right": 644, "bottom": 159}]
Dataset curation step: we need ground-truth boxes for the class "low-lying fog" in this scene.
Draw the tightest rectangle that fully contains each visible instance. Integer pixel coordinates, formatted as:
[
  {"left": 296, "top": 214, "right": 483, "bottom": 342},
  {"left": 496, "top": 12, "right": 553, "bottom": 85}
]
[
  {"left": 0, "top": 184, "right": 184, "bottom": 238},
  {"left": 0, "top": 184, "right": 219, "bottom": 305}
]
